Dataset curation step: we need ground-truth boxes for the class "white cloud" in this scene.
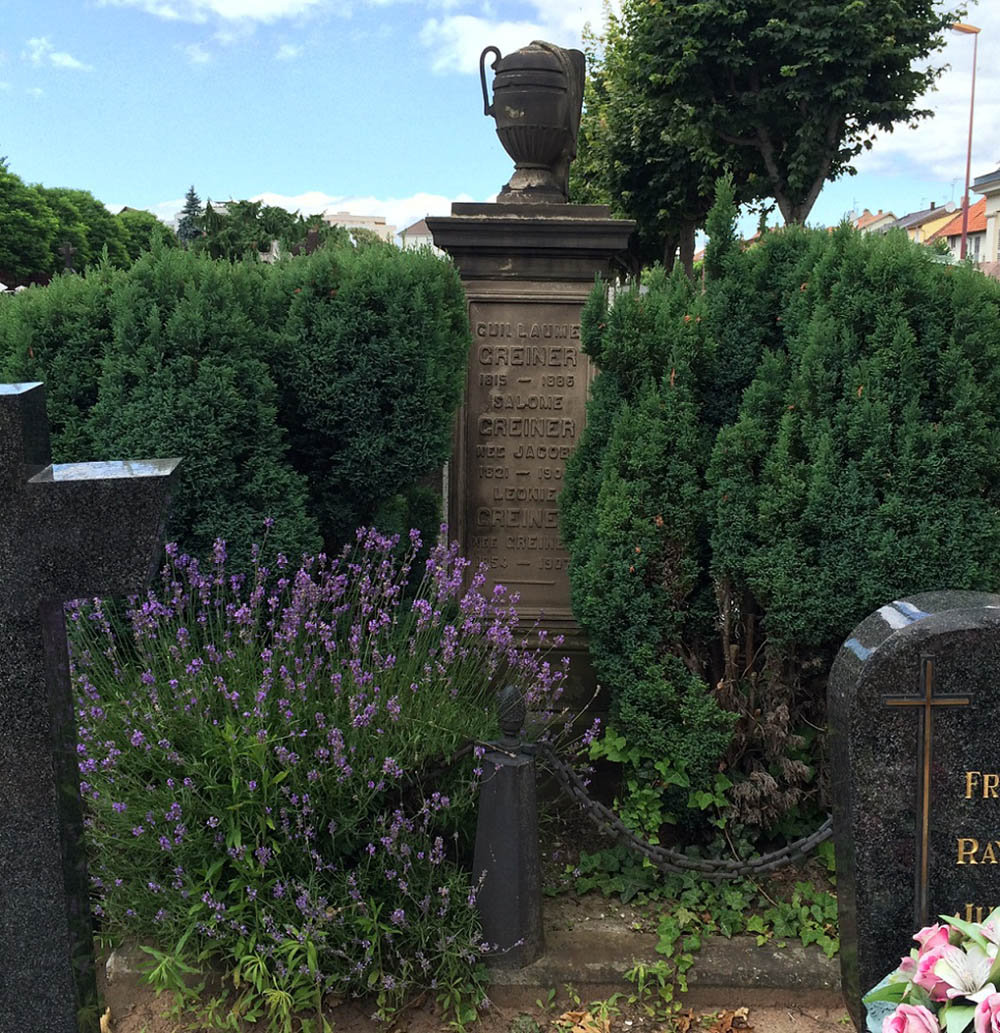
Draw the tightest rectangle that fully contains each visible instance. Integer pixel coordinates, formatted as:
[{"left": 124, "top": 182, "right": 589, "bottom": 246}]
[
  {"left": 182, "top": 42, "right": 213, "bottom": 63},
  {"left": 145, "top": 198, "right": 190, "bottom": 222},
  {"left": 23, "top": 36, "right": 92, "bottom": 71},
  {"left": 251, "top": 189, "right": 487, "bottom": 235},
  {"left": 50, "top": 51, "right": 91, "bottom": 70},
  {"left": 843, "top": 14, "right": 1000, "bottom": 192},
  {"left": 275, "top": 42, "right": 303, "bottom": 59},
  {"left": 420, "top": 16, "right": 549, "bottom": 74},
  {"left": 100, "top": 0, "right": 327, "bottom": 23},
  {"left": 0, "top": 81, "right": 10, "bottom": 91},
  {"left": 215, "top": 22, "right": 257, "bottom": 43},
  {"left": 24, "top": 38, "right": 52, "bottom": 65},
  {"left": 26, "top": 86, "right": 44, "bottom": 97},
  {"left": 418, "top": 0, "right": 617, "bottom": 75}
]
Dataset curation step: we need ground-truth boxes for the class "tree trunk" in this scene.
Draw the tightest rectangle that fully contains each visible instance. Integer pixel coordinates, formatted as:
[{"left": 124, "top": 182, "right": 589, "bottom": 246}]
[
  {"left": 663, "top": 233, "right": 679, "bottom": 274},
  {"left": 679, "top": 220, "right": 696, "bottom": 278}
]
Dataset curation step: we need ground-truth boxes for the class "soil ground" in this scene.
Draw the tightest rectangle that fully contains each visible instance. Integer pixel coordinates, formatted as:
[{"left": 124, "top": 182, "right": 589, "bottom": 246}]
[
  {"left": 97, "top": 888, "right": 851, "bottom": 1033},
  {"left": 95, "top": 796, "right": 851, "bottom": 1032},
  {"left": 97, "top": 976, "right": 849, "bottom": 1033}
]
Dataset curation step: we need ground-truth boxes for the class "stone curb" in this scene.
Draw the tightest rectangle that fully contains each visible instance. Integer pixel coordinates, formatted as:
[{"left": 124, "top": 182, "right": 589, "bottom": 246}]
[
  {"left": 488, "top": 919, "right": 840, "bottom": 993},
  {"left": 110, "top": 920, "right": 842, "bottom": 1001}
]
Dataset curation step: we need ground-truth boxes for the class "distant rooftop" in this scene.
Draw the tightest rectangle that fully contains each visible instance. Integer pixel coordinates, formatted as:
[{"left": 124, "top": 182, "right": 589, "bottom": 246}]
[
  {"left": 854, "top": 208, "right": 894, "bottom": 230},
  {"left": 972, "top": 167, "right": 1000, "bottom": 193},
  {"left": 892, "top": 202, "right": 956, "bottom": 230},
  {"left": 402, "top": 218, "right": 431, "bottom": 236},
  {"left": 930, "top": 197, "right": 988, "bottom": 239}
]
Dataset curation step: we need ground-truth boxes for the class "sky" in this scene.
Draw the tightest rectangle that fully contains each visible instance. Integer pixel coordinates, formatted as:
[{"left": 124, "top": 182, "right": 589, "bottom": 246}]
[{"left": 2, "top": 0, "right": 999, "bottom": 239}]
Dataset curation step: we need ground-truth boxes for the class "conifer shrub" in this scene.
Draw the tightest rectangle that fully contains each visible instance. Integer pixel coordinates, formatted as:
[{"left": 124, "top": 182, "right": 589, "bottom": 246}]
[
  {"left": 0, "top": 265, "right": 116, "bottom": 459},
  {"left": 0, "top": 239, "right": 470, "bottom": 571},
  {"left": 272, "top": 245, "right": 469, "bottom": 551},
  {"left": 563, "top": 180, "right": 1000, "bottom": 834},
  {"left": 89, "top": 246, "right": 320, "bottom": 571}
]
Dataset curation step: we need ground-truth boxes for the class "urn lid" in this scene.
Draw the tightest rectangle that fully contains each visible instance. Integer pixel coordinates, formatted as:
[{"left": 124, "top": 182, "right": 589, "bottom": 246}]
[{"left": 495, "top": 40, "right": 574, "bottom": 75}]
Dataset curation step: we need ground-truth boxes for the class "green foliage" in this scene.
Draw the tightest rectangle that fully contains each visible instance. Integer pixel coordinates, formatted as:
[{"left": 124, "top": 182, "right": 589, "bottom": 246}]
[
  {"left": 39, "top": 186, "right": 130, "bottom": 268},
  {"left": 562, "top": 269, "right": 735, "bottom": 810},
  {"left": 0, "top": 160, "right": 159, "bottom": 284},
  {"left": 591, "top": 0, "right": 964, "bottom": 226},
  {"left": 193, "top": 199, "right": 352, "bottom": 262},
  {"left": 563, "top": 189, "right": 1000, "bottom": 833},
  {"left": 571, "top": 16, "right": 750, "bottom": 271},
  {"left": 552, "top": 847, "right": 838, "bottom": 1020},
  {"left": 0, "top": 160, "right": 59, "bottom": 283},
  {"left": 177, "top": 185, "right": 203, "bottom": 245},
  {"left": 273, "top": 243, "right": 469, "bottom": 549},
  {"left": 196, "top": 200, "right": 292, "bottom": 260},
  {"left": 88, "top": 246, "right": 319, "bottom": 569},
  {"left": 117, "top": 208, "right": 176, "bottom": 261},
  {"left": 563, "top": 852, "right": 839, "bottom": 961},
  {"left": 1, "top": 262, "right": 116, "bottom": 458},
  {"left": 0, "top": 237, "right": 469, "bottom": 572},
  {"left": 711, "top": 229, "right": 1000, "bottom": 652}
]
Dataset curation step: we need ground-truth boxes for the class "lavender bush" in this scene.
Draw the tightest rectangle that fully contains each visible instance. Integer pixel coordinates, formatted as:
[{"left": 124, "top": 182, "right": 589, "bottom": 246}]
[{"left": 70, "top": 525, "right": 571, "bottom": 1030}]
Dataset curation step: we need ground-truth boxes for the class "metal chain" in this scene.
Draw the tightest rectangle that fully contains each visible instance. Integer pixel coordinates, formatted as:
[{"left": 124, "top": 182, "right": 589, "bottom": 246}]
[{"left": 534, "top": 741, "right": 833, "bottom": 881}]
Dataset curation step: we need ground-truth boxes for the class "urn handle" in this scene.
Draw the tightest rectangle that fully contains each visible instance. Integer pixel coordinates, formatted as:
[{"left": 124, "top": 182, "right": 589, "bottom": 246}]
[{"left": 480, "top": 45, "right": 501, "bottom": 117}]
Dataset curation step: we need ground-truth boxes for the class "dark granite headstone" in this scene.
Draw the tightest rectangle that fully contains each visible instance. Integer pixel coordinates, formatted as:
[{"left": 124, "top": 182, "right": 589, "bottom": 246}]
[
  {"left": 829, "top": 591, "right": 1000, "bottom": 1029},
  {"left": 0, "top": 382, "right": 179, "bottom": 1033}
]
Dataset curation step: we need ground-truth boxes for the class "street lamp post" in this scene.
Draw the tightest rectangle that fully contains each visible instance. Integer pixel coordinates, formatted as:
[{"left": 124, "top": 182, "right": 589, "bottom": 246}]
[{"left": 953, "top": 22, "right": 981, "bottom": 260}]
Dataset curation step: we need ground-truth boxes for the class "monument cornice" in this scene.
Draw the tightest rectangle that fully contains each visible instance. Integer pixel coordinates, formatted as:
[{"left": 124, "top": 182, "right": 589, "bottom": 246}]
[{"left": 427, "top": 204, "right": 635, "bottom": 282}]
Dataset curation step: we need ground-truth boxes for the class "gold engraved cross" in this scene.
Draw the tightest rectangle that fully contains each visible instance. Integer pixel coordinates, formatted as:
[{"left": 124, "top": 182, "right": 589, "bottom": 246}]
[{"left": 884, "top": 656, "right": 970, "bottom": 928}]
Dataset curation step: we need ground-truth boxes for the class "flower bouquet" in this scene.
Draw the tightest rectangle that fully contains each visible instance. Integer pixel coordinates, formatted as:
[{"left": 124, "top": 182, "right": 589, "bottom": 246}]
[{"left": 864, "top": 910, "right": 1000, "bottom": 1032}]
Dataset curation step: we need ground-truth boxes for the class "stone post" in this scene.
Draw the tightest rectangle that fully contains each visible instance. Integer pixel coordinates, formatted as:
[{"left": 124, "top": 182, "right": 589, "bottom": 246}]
[{"left": 472, "top": 685, "right": 544, "bottom": 967}]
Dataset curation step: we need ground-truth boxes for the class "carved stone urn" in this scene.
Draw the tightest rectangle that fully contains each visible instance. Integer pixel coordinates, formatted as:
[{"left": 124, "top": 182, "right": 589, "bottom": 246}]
[{"left": 480, "top": 40, "right": 585, "bottom": 203}]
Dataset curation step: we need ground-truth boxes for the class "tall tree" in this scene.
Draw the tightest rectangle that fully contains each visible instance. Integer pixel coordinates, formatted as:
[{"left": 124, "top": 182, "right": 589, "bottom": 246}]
[
  {"left": 195, "top": 200, "right": 302, "bottom": 261},
  {"left": 0, "top": 161, "right": 58, "bottom": 284},
  {"left": 38, "top": 187, "right": 130, "bottom": 268},
  {"left": 611, "top": 0, "right": 964, "bottom": 225},
  {"left": 176, "top": 185, "right": 203, "bottom": 244},
  {"left": 572, "top": 14, "right": 751, "bottom": 273},
  {"left": 116, "top": 208, "right": 176, "bottom": 261}
]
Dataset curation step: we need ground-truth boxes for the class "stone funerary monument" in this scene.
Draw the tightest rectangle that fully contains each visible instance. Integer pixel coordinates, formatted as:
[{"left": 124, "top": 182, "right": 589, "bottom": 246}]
[{"left": 428, "top": 41, "right": 633, "bottom": 676}]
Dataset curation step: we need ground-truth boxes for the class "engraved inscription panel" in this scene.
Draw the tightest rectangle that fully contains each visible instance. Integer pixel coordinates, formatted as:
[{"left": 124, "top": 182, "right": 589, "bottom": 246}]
[{"left": 465, "top": 301, "right": 589, "bottom": 615}]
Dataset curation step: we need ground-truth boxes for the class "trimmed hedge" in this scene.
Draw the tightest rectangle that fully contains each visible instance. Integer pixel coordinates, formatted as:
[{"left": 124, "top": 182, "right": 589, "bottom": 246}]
[
  {"left": 562, "top": 180, "right": 1000, "bottom": 829},
  {"left": 1, "top": 240, "right": 470, "bottom": 569}
]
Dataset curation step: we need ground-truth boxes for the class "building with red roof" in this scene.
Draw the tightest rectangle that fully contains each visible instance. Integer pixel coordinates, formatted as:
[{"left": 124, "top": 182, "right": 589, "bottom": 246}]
[
  {"left": 853, "top": 208, "right": 897, "bottom": 234},
  {"left": 929, "top": 198, "right": 988, "bottom": 263}
]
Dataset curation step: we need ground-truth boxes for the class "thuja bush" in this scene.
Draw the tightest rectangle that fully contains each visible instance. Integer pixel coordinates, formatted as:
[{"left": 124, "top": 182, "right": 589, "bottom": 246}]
[
  {"left": 91, "top": 247, "right": 320, "bottom": 571},
  {"left": 0, "top": 262, "right": 117, "bottom": 459},
  {"left": 563, "top": 178, "right": 1000, "bottom": 836},
  {"left": 271, "top": 244, "right": 469, "bottom": 550},
  {"left": 0, "top": 239, "right": 470, "bottom": 570},
  {"left": 72, "top": 526, "right": 570, "bottom": 1029}
]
